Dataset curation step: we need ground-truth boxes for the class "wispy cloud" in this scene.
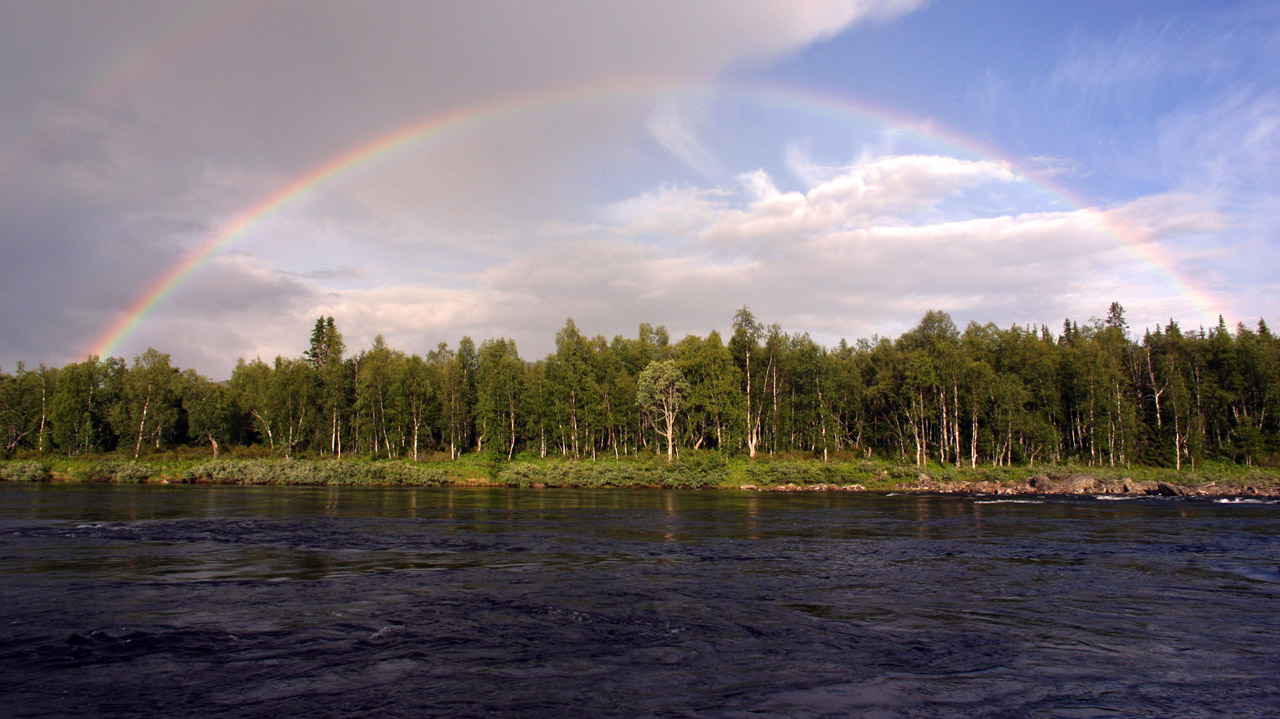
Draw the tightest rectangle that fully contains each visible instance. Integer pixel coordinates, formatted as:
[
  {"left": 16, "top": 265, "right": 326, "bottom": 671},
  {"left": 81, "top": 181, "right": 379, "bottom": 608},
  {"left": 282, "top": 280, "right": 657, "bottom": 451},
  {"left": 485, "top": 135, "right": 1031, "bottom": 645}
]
[{"left": 647, "top": 98, "right": 723, "bottom": 179}]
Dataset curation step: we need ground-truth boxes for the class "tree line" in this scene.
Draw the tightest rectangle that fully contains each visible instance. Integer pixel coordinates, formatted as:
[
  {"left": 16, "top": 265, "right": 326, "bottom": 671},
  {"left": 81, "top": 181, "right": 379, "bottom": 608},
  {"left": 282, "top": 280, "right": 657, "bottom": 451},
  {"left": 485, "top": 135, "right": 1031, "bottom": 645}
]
[{"left": 2, "top": 304, "right": 1278, "bottom": 468}]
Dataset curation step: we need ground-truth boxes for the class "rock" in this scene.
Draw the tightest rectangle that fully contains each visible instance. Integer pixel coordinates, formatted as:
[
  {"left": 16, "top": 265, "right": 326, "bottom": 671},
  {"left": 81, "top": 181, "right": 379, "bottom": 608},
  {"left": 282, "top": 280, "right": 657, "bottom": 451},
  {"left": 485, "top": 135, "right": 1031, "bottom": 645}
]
[
  {"left": 1065, "top": 474, "right": 1099, "bottom": 492},
  {"left": 843, "top": 484, "right": 866, "bottom": 492},
  {"left": 739, "top": 484, "right": 760, "bottom": 491},
  {"left": 1122, "top": 478, "right": 1157, "bottom": 495},
  {"left": 1027, "top": 474, "right": 1097, "bottom": 494},
  {"left": 1154, "top": 482, "right": 1187, "bottom": 497}
]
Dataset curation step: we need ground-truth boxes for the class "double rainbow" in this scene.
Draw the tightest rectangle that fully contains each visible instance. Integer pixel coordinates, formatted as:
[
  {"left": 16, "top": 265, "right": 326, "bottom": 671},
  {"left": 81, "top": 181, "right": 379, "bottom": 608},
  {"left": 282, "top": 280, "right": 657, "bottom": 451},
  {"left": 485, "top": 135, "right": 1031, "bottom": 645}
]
[{"left": 85, "top": 81, "right": 1223, "bottom": 359}]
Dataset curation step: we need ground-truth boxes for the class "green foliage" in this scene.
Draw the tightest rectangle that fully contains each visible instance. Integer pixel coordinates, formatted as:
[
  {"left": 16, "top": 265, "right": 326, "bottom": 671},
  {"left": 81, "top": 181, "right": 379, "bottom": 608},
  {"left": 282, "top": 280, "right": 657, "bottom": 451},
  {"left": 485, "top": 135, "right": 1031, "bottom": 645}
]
[
  {"left": 636, "top": 359, "right": 690, "bottom": 460},
  {"left": 63, "top": 460, "right": 155, "bottom": 483},
  {"left": 498, "top": 458, "right": 722, "bottom": 489},
  {"left": 110, "top": 348, "right": 181, "bottom": 458},
  {"left": 0, "top": 461, "right": 51, "bottom": 482},
  {"left": 3, "top": 305, "right": 1279, "bottom": 471},
  {"left": 104, "top": 461, "right": 153, "bottom": 483},
  {"left": 181, "top": 459, "right": 454, "bottom": 486}
]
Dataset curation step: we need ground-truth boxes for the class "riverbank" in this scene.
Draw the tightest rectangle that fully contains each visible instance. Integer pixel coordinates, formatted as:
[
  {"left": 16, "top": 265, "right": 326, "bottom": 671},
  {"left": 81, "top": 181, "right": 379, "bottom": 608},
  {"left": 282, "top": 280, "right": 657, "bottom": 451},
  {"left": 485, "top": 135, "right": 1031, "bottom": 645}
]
[
  {"left": 2, "top": 455, "right": 1279, "bottom": 497},
  {"left": 739, "top": 472, "right": 1280, "bottom": 498}
]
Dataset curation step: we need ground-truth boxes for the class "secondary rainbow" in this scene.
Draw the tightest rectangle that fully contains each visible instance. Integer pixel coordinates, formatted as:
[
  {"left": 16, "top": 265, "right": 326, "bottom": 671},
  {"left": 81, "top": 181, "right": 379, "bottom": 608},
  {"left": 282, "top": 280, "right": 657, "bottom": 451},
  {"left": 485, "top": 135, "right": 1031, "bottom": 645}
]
[
  {"left": 0, "top": 1, "right": 251, "bottom": 182},
  {"left": 84, "top": 76, "right": 674, "bottom": 359},
  {"left": 87, "top": 80, "right": 1224, "bottom": 359}
]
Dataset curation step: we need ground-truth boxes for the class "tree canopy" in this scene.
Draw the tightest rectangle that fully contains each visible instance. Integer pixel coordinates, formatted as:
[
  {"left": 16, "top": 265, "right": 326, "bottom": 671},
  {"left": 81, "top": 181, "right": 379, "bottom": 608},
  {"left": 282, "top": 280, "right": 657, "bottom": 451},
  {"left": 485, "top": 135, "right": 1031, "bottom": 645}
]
[{"left": 2, "top": 307, "right": 1278, "bottom": 468}]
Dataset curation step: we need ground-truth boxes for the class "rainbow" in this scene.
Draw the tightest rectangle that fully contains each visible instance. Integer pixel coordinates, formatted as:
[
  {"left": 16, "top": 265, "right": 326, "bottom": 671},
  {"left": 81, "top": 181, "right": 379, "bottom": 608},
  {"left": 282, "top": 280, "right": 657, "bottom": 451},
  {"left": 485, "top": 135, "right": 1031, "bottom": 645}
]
[
  {"left": 85, "top": 75, "right": 676, "bottom": 359},
  {"left": 706, "top": 85, "right": 1224, "bottom": 324},
  {"left": 86, "top": 80, "right": 1224, "bottom": 359}
]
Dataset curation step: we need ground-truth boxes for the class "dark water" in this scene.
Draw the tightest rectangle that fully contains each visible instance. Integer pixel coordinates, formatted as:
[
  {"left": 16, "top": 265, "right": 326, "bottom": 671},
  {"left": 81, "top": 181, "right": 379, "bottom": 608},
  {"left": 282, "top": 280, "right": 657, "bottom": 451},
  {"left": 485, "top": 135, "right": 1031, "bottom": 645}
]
[{"left": 1, "top": 484, "right": 1278, "bottom": 718}]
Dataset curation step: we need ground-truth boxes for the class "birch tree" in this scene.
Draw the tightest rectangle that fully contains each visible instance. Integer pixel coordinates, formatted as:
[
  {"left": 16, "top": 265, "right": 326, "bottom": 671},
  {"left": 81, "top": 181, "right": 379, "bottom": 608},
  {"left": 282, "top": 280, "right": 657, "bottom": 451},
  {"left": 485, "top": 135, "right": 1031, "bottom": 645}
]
[{"left": 636, "top": 360, "right": 689, "bottom": 462}]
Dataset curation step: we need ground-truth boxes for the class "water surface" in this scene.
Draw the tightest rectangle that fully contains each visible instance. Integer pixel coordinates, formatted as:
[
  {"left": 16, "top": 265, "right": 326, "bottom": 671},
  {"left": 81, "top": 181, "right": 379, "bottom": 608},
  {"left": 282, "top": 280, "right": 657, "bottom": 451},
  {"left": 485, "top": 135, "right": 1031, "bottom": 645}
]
[{"left": 1, "top": 484, "right": 1278, "bottom": 717}]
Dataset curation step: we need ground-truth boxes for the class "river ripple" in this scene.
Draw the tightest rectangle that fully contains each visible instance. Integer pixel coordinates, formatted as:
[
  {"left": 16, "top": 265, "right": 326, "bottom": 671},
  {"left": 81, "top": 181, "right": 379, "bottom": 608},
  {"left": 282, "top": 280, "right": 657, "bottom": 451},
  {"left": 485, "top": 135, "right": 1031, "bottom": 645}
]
[{"left": 1, "top": 483, "right": 1278, "bottom": 718}]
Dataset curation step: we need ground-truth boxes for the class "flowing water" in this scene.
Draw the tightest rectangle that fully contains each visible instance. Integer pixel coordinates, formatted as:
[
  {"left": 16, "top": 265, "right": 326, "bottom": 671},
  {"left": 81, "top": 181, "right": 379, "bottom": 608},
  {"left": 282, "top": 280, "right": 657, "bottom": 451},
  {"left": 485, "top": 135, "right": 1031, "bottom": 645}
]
[{"left": 1, "top": 483, "right": 1278, "bottom": 718}]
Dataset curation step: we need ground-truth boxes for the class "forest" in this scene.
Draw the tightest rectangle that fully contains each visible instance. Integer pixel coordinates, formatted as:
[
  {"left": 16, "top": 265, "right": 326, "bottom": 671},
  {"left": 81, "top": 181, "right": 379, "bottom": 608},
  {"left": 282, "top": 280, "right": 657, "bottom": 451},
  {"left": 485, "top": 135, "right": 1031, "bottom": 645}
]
[{"left": 1, "top": 304, "right": 1278, "bottom": 470}]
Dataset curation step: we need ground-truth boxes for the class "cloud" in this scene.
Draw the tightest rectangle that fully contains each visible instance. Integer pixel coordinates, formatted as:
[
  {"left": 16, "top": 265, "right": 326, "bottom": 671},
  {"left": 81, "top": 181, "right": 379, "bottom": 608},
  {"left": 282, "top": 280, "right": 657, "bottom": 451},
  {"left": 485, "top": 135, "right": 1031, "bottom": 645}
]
[
  {"left": 784, "top": 143, "right": 841, "bottom": 188},
  {"left": 1, "top": 1, "right": 936, "bottom": 375},
  {"left": 700, "top": 156, "right": 1016, "bottom": 246},
  {"left": 3, "top": 0, "right": 1272, "bottom": 378},
  {"left": 1155, "top": 88, "right": 1280, "bottom": 194},
  {"left": 1050, "top": 20, "right": 1190, "bottom": 101},
  {"left": 1024, "top": 155, "right": 1083, "bottom": 179},
  {"left": 1104, "top": 192, "right": 1231, "bottom": 242},
  {"left": 233, "top": 163, "right": 1229, "bottom": 370},
  {"left": 647, "top": 99, "right": 722, "bottom": 179}
]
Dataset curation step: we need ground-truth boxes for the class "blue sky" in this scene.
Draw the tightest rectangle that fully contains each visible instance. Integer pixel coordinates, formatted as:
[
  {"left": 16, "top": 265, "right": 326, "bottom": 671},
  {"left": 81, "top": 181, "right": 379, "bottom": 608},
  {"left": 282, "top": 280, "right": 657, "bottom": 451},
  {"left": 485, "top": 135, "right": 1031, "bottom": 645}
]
[{"left": 1, "top": 1, "right": 1277, "bottom": 377}]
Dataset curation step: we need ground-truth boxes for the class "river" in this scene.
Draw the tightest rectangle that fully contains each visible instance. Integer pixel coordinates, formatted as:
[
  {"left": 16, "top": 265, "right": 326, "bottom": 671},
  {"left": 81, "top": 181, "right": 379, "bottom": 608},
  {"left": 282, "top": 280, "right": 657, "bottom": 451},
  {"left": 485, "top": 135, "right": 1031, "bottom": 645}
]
[{"left": 1, "top": 483, "right": 1278, "bottom": 718}]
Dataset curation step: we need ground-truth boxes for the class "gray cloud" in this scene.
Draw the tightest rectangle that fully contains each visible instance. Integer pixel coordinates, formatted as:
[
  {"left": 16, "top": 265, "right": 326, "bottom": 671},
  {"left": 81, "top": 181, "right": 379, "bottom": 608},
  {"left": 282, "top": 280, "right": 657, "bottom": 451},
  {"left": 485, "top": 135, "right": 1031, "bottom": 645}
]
[
  {"left": 3, "top": 1, "right": 925, "bottom": 375},
  {"left": 4, "top": 0, "right": 1265, "bottom": 380}
]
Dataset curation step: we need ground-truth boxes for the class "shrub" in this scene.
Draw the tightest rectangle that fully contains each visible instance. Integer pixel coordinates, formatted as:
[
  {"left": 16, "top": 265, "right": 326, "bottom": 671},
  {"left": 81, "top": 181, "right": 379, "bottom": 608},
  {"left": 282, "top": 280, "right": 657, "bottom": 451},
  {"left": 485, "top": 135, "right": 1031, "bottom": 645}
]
[
  {"left": 66, "top": 460, "right": 156, "bottom": 483},
  {"left": 181, "top": 459, "right": 454, "bottom": 486},
  {"left": 0, "top": 461, "right": 51, "bottom": 482},
  {"left": 496, "top": 459, "right": 722, "bottom": 489},
  {"left": 104, "top": 461, "right": 153, "bottom": 483}
]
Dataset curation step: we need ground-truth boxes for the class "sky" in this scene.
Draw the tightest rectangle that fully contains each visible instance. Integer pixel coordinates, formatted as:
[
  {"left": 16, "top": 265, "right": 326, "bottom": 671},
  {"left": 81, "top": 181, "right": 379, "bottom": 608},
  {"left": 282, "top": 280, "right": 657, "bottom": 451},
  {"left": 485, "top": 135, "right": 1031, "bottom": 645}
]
[{"left": 2, "top": 0, "right": 1278, "bottom": 378}]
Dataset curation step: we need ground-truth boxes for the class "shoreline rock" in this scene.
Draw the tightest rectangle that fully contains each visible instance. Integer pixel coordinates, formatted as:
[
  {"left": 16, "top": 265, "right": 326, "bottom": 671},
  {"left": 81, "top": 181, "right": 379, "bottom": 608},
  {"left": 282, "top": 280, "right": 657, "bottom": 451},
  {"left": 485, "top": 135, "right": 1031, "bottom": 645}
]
[
  {"left": 891, "top": 472, "right": 1275, "bottom": 498},
  {"left": 739, "top": 483, "right": 867, "bottom": 492}
]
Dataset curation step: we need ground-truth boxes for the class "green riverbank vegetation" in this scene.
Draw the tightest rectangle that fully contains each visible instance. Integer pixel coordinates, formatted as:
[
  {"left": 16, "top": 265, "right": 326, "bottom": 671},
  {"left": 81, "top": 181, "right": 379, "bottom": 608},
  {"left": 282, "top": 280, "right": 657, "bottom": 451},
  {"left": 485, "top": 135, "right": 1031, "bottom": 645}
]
[
  {"left": 2, "top": 304, "right": 1280, "bottom": 490},
  {"left": 2, "top": 454, "right": 1277, "bottom": 495}
]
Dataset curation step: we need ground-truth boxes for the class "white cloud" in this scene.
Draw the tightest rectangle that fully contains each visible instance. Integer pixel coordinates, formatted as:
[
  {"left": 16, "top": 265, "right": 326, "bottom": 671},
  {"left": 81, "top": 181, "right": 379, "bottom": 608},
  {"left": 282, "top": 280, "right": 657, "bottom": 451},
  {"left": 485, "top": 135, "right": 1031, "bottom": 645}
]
[
  {"left": 1103, "top": 192, "right": 1231, "bottom": 242},
  {"left": 216, "top": 159, "right": 1227, "bottom": 370},
  {"left": 701, "top": 156, "right": 1016, "bottom": 246},
  {"left": 647, "top": 99, "right": 722, "bottom": 179},
  {"left": 784, "top": 143, "right": 839, "bottom": 188},
  {"left": 1156, "top": 88, "right": 1280, "bottom": 194},
  {"left": 1050, "top": 20, "right": 1187, "bottom": 100}
]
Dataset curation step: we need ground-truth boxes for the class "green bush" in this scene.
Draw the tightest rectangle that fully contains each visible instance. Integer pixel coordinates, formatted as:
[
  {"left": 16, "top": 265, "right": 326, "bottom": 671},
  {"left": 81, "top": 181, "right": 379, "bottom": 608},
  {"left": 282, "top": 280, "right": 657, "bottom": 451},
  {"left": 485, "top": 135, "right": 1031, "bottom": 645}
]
[
  {"left": 0, "top": 461, "right": 51, "bottom": 482},
  {"left": 181, "top": 459, "right": 454, "bottom": 486},
  {"left": 67, "top": 460, "right": 155, "bottom": 483},
  {"left": 497, "top": 459, "right": 721, "bottom": 489},
  {"left": 105, "top": 461, "right": 153, "bottom": 483}
]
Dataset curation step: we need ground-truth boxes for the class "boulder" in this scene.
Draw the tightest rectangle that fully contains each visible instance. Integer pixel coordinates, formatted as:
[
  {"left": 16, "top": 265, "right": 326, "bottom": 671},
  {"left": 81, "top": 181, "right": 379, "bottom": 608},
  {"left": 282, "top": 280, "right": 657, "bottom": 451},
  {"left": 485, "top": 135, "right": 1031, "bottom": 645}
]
[
  {"left": 1121, "top": 478, "right": 1157, "bottom": 494},
  {"left": 1064, "top": 474, "right": 1099, "bottom": 493},
  {"left": 1027, "top": 474, "right": 1098, "bottom": 494}
]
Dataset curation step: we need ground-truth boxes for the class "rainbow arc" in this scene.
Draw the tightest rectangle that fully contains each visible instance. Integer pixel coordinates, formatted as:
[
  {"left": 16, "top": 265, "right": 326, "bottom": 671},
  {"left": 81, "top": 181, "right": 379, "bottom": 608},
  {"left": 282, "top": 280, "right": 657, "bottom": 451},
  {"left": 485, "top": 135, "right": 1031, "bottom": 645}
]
[{"left": 85, "top": 80, "right": 1223, "bottom": 359}]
